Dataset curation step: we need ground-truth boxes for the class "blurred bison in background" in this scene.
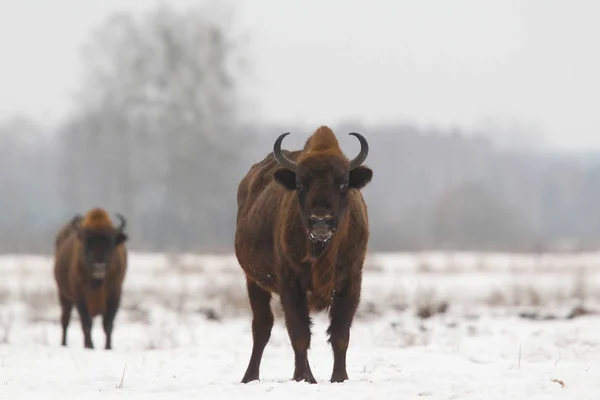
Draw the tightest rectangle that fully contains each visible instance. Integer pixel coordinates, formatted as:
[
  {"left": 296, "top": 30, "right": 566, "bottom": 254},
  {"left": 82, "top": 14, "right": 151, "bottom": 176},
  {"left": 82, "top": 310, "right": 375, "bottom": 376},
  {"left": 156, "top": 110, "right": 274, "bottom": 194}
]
[
  {"left": 53, "top": 207, "right": 128, "bottom": 350},
  {"left": 235, "top": 125, "right": 373, "bottom": 383}
]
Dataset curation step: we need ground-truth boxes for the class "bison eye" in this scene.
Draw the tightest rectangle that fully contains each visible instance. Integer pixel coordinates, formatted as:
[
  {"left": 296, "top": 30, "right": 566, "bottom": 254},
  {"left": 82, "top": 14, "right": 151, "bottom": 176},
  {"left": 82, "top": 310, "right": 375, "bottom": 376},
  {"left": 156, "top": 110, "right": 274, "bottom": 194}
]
[
  {"left": 340, "top": 182, "right": 349, "bottom": 194},
  {"left": 296, "top": 183, "right": 304, "bottom": 192}
]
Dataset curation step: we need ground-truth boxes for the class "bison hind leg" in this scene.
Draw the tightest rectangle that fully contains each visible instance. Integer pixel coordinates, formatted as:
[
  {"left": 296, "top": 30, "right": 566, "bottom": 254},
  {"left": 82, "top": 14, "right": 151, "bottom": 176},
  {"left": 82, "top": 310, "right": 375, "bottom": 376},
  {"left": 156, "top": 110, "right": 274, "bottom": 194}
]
[{"left": 241, "top": 277, "right": 274, "bottom": 383}]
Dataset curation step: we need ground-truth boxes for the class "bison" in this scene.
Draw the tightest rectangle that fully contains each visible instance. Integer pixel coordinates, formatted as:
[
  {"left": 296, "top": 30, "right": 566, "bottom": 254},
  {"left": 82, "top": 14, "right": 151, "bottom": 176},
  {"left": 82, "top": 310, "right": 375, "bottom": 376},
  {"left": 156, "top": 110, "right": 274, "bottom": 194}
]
[
  {"left": 53, "top": 207, "right": 128, "bottom": 350},
  {"left": 235, "top": 125, "right": 373, "bottom": 383}
]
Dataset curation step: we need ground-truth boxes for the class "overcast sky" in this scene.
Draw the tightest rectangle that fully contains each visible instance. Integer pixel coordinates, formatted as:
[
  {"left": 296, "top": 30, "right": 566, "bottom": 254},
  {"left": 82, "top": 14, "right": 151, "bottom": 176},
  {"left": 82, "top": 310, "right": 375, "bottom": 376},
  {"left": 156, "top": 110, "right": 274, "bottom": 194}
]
[{"left": 0, "top": 0, "right": 598, "bottom": 151}]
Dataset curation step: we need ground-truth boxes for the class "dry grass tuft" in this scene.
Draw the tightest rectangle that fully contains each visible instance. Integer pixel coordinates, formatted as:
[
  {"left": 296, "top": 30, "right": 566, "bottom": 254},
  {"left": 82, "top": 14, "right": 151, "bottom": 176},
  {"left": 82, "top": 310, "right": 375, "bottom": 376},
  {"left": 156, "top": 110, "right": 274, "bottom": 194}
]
[
  {"left": 414, "top": 287, "right": 449, "bottom": 319},
  {"left": 0, "top": 320, "right": 11, "bottom": 344},
  {"left": 122, "top": 301, "right": 150, "bottom": 324},
  {"left": 518, "top": 304, "right": 597, "bottom": 321},
  {"left": 416, "top": 260, "right": 435, "bottom": 273},
  {"left": 116, "top": 363, "right": 127, "bottom": 389},
  {"left": 551, "top": 378, "right": 566, "bottom": 389},
  {"left": 196, "top": 307, "right": 220, "bottom": 321},
  {"left": 566, "top": 304, "right": 595, "bottom": 319}
]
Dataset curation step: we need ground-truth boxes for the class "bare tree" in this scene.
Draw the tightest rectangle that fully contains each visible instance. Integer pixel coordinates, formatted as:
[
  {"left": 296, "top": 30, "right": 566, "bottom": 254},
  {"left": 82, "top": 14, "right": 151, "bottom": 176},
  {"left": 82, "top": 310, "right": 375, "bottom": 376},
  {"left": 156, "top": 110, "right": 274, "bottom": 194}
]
[{"left": 57, "top": 2, "right": 250, "bottom": 251}]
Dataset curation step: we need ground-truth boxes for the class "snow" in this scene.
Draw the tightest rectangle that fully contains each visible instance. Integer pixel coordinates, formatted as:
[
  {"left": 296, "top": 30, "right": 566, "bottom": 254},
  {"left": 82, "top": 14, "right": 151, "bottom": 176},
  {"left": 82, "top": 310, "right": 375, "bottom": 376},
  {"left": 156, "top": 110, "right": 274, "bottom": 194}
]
[{"left": 1, "top": 251, "right": 599, "bottom": 398}]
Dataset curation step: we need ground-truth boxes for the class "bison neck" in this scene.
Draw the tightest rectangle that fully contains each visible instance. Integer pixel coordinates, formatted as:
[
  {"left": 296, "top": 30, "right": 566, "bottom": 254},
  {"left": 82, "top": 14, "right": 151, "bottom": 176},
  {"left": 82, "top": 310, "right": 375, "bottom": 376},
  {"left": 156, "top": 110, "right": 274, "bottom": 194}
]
[
  {"left": 302, "top": 233, "right": 344, "bottom": 312},
  {"left": 281, "top": 204, "right": 348, "bottom": 311},
  {"left": 90, "top": 278, "right": 104, "bottom": 290},
  {"left": 85, "top": 281, "right": 107, "bottom": 317}
]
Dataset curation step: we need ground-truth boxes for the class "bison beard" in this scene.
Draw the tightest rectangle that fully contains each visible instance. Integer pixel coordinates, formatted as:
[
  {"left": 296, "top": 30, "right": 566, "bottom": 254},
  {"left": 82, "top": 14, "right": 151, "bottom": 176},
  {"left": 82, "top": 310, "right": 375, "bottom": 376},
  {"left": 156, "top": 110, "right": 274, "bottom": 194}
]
[
  {"left": 302, "top": 216, "right": 349, "bottom": 311},
  {"left": 306, "top": 236, "right": 329, "bottom": 260},
  {"left": 235, "top": 125, "right": 372, "bottom": 384},
  {"left": 90, "top": 279, "right": 103, "bottom": 290}
]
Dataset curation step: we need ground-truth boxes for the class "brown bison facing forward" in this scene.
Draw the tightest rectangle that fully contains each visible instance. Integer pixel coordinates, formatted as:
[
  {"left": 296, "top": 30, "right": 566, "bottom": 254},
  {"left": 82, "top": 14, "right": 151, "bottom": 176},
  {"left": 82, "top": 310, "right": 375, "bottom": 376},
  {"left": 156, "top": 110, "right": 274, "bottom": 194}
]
[
  {"left": 54, "top": 207, "right": 128, "bottom": 349},
  {"left": 235, "top": 125, "right": 373, "bottom": 383}
]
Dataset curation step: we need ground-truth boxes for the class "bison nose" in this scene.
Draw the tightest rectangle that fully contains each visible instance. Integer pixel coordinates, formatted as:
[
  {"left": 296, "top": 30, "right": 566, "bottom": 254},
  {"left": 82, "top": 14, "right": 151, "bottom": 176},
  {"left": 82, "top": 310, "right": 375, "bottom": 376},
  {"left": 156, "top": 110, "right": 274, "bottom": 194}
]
[
  {"left": 309, "top": 214, "right": 333, "bottom": 230},
  {"left": 91, "top": 262, "right": 108, "bottom": 279}
]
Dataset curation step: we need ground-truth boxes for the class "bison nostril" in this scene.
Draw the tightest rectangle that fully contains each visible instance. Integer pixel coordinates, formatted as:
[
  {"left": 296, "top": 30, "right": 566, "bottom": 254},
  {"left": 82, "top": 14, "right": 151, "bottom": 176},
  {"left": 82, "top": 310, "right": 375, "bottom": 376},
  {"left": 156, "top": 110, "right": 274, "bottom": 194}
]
[{"left": 309, "top": 214, "right": 333, "bottom": 229}]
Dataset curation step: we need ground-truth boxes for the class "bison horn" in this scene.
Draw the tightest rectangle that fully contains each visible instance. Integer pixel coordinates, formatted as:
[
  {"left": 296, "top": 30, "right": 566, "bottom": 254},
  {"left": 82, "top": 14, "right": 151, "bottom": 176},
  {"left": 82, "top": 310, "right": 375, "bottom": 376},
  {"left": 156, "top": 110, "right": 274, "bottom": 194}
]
[
  {"left": 70, "top": 214, "right": 83, "bottom": 232},
  {"left": 115, "top": 213, "right": 126, "bottom": 232},
  {"left": 348, "top": 132, "right": 369, "bottom": 170},
  {"left": 273, "top": 132, "right": 298, "bottom": 172}
]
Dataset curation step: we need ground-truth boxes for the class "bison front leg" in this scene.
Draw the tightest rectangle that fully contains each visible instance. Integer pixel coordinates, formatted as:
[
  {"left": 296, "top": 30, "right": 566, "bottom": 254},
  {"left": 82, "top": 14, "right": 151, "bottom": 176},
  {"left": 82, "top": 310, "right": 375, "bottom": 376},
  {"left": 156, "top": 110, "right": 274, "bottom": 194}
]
[
  {"left": 103, "top": 295, "right": 120, "bottom": 350},
  {"left": 280, "top": 277, "right": 317, "bottom": 384},
  {"left": 76, "top": 301, "right": 94, "bottom": 349},
  {"left": 59, "top": 293, "right": 73, "bottom": 346},
  {"left": 327, "top": 277, "right": 361, "bottom": 383},
  {"left": 241, "top": 277, "right": 274, "bottom": 383}
]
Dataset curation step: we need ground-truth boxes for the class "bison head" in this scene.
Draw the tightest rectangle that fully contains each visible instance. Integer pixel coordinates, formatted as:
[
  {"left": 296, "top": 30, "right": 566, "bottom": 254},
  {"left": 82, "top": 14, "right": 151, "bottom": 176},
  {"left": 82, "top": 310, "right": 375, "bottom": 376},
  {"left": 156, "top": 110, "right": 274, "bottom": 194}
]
[
  {"left": 71, "top": 213, "right": 128, "bottom": 281},
  {"left": 272, "top": 131, "right": 372, "bottom": 246}
]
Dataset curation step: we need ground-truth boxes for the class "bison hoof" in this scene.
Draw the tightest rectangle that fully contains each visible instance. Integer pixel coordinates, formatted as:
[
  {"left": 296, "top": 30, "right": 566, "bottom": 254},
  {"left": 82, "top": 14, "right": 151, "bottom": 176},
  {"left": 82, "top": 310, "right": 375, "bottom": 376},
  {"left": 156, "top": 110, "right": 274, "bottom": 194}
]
[
  {"left": 241, "top": 376, "right": 259, "bottom": 384},
  {"left": 241, "top": 366, "right": 260, "bottom": 383},
  {"left": 330, "top": 372, "right": 349, "bottom": 383},
  {"left": 293, "top": 373, "right": 317, "bottom": 384}
]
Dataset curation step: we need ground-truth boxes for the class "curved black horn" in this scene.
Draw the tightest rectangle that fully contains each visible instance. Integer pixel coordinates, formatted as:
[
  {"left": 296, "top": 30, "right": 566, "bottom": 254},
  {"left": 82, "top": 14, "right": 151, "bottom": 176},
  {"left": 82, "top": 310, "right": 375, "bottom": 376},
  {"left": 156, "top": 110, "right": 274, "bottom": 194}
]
[
  {"left": 272, "top": 132, "right": 297, "bottom": 172},
  {"left": 115, "top": 213, "right": 126, "bottom": 232},
  {"left": 70, "top": 214, "right": 83, "bottom": 232},
  {"left": 348, "top": 132, "right": 369, "bottom": 170}
]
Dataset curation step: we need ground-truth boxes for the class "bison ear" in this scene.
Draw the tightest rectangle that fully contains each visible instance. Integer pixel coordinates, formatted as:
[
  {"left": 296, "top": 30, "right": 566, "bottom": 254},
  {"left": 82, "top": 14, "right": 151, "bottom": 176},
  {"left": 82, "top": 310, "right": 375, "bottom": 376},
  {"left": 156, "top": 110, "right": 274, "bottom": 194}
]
[
  {"left": 115, "top": 232, "right": 128, "bottom": 246},
  {"left": 273, "top": 168, "right": 297, "bottom": 191},
  {"left": 349, "top": 166, "right": 373, "bottom": 190}
]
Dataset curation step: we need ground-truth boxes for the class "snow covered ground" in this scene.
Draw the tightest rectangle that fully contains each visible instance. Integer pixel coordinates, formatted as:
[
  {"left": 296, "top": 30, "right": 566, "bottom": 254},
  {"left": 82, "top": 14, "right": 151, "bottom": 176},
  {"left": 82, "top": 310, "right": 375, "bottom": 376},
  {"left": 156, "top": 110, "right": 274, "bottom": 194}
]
[{"left": 1, "top": 251, "right": 599, "bottom": 398}]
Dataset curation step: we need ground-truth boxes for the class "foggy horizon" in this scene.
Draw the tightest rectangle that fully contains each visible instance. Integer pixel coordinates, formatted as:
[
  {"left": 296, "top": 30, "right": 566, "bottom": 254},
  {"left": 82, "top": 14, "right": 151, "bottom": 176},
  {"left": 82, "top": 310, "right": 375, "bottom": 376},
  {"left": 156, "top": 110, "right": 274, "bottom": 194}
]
[{"left": 1, "top": 0, "right": 598, "bottom": 152}]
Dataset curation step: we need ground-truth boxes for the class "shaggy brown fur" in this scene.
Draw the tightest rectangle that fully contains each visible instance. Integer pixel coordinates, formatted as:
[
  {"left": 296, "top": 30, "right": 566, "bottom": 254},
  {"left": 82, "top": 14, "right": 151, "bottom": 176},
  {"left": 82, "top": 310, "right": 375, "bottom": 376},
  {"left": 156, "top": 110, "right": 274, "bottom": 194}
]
[
  {"left": 53, "top": 207, "right": 128, "bottom": 350},
  {"left": 235, "top": 125, "right": 373, "bottom": 384}
]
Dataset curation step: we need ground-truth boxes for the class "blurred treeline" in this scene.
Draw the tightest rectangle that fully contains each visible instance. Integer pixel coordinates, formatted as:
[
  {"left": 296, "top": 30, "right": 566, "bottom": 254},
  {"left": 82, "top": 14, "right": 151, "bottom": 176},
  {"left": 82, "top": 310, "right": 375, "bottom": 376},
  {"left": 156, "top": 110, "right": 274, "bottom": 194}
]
[{"left": 2, "top": 3, "right": 599, "bottom": 255}]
